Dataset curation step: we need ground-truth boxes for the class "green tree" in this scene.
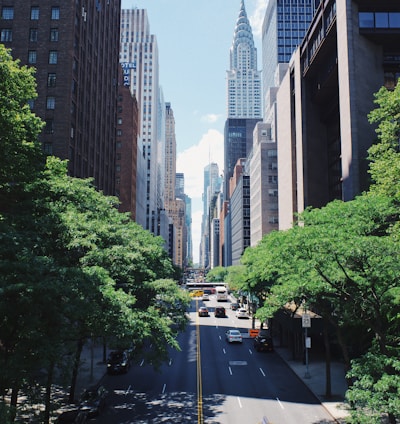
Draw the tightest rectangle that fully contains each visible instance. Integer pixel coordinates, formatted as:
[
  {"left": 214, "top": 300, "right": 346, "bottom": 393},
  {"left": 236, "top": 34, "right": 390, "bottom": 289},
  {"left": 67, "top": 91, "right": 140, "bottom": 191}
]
[
  {"left": 205, "top": 266, "right": 228, "bottom": 283},
  {"left": 0, "top": 44, "right": 44, "bottom": 207},
  {"left": 367, "top": 81, "right": 400, "bottom": 203}
]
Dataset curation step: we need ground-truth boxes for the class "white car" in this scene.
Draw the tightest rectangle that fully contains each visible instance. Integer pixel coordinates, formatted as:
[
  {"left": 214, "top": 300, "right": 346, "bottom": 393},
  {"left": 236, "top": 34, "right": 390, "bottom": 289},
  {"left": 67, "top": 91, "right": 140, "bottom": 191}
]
[
  {"left": 236, "top": 308, "right": 249, "bottom": 319},
  {"left": 225, "top": 329, "right": 243, "bottom": 343}
]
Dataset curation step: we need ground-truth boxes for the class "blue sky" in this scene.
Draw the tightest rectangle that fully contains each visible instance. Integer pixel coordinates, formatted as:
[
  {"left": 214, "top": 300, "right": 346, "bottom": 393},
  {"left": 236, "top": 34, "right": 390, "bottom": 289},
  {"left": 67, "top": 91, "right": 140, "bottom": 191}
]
[{"left": 120, "top": 0, "right": 266, "bottom": 263}]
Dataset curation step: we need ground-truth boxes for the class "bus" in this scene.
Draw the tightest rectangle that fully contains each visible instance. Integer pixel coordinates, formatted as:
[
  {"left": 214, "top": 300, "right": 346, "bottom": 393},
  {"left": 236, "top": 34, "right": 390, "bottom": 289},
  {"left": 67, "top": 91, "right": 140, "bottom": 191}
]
[
  {"left": 215, "top": 286, "right": 228, "bottom": 302},
  {"left": 185, "top": 281, "right": 228, "bottom": 297}
]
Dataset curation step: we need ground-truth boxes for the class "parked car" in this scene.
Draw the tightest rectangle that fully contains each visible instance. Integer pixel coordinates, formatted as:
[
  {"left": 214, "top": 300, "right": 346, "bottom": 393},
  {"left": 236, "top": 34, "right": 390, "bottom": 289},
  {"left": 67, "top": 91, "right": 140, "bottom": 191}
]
[
  {"left": 107, "top": 350, "right": 130, "bottom": 374},
  {"left": 225, "top": 329, "right": 243, "bottom": 343},
  {"left": 253, "top": 330, "right": 274, "bottom": 352},
  {"left": 214, "top": 307, "right": 226, "bottom": 318},
  {"left": 230, "top": 302, "right": 239, "bottom": 310},
  {"left": 236, "top": 308, "right": 249, "bottom": 319},
  {"left": 78, "top": 385, "right": 107, "bottom": 418},
  {"left": 198, "top": 306, "right": 209, "bottom": 317},
  {"left": 202, "top": 293, "right": 210, "bottom": 301}
]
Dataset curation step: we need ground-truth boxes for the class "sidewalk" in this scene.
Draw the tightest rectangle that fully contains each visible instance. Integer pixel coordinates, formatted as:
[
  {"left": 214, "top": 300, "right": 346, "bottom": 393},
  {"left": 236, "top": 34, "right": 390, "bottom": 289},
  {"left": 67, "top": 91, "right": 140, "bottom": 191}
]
[
  {"left": 74, "top": 341, "right": 108, "bottom": 397},
  {"left": 274, "top": 344, "right": 350, "bottom": 423}
]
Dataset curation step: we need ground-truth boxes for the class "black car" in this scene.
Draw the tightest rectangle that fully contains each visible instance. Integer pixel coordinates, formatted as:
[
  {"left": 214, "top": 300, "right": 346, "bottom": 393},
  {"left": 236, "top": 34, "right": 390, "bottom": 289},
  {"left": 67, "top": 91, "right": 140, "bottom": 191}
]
[
  {"left": 107, "top": 350, "right": 130, "bottom": 374},
  {"left": 78, "top": 385, "right": 107, "bottom": 418},
  {"left": 215, "top": 307, "right": 226, "bottom": 318},
  {"left": 230, "top": 302, "right": 239, "bottom": 311},
  {"left": 253, "top": 330, "right": 274, "bottom": 352}
]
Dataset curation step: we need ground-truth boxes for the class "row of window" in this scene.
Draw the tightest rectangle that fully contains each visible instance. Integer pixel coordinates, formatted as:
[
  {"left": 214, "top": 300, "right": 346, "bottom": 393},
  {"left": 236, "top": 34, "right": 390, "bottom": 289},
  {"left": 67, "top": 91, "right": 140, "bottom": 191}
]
[
  {"left": 1, "top": 28, "right": 59, "bottom": 43},
  {"left": 27, "top": 50, "right": 59, "bottom": 65},
  {"left": 359, "top": 12, "right": 400, "bottom": 29},
  {"left": 1, "top": 6, "right": 60, "bottom": 20}
]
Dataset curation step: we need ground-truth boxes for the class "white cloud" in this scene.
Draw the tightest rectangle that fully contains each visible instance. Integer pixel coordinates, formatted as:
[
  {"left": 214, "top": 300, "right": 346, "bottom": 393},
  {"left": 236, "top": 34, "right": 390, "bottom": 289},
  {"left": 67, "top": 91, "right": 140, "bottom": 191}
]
[
  {"left": 177, "top": 128, "right": 224, "bottom": 264},
  {"left": 200, "top": 113, "right": 221, "bottom": 124},
  {"left": 176, "top": 128, "right": 224, "bottom": 201},
  {"left": 249, "top": 0, "right": 267, "bottom": 38}
]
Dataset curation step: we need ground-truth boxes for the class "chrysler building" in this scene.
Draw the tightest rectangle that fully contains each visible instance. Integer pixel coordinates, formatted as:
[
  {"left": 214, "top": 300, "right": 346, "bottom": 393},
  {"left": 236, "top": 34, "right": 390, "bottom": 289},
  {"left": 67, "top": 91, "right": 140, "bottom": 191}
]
[{"left": 227, "top": 0, "right": 262, "bottom": 119}]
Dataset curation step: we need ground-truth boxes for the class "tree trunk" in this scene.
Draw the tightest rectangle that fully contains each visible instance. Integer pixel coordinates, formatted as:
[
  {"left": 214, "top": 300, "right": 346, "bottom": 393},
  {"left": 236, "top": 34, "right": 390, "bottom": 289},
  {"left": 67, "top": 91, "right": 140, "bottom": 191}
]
[
  {"left": 68, "top": 338, "right": 84, "bottom": 403},
  {"left": 323, "top": 322, "right": 332, "bottom": 398},
  {"left": 336, "top": 326, "right": 352, "bottom": 387},
  {"left": 9, "top": 387, "right": 18, "bottom": 422},
  {"left": 43, "top": 362, "right": 54, "bottom": 424}
]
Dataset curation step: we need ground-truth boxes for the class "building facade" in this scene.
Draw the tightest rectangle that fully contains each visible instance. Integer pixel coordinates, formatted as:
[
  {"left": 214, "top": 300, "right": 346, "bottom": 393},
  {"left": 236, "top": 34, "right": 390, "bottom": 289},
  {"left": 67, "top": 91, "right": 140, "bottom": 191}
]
[
  {"left": 227, "top": 0, "right": 262, "bottom": 120},
  {"left": 262, "top": 0, "right": 316, "bottom": 107},
  {"left": 116, "top": 69, "right": 139, "bottom": 220},
  {"left": 249, "top": 122, "right": 279, "bottom": 246},
  {"left": 120, "top": 8, "right": 161, "bottom": 233},
  {"left": 230, "top": 161, "right": 250, "bottom": 265},
  {"left": 0, "top": 0, "right": 121, "bottom": 195},
  {"left": 277, "top": 0, "right": 400, "bottom": 229}
]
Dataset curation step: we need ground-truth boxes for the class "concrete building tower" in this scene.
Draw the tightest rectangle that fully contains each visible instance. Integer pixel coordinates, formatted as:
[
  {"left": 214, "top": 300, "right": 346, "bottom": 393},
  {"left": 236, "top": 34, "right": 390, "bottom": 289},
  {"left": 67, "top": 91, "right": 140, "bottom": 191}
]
[
  {"left": 0, "top": 0, "right": 121, "bottom": 195},
  {"left": 224, "top": 1, "right": 262, "bottom": 199},
  {"left": 276, "top": 0, "right": 400, "bottom": 229},
  {"left": 120, "top": 8, "right": 160, "bottom": 234},
  {"left": 227, "top": 0, "right": 262, "bottom": 120}
]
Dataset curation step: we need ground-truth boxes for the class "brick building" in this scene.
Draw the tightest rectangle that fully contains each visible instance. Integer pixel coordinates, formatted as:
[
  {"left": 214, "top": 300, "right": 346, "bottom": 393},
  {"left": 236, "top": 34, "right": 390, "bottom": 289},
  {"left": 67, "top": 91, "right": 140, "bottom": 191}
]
[{"left": 0, "top": 0, "right": 121, "bottom": 195}]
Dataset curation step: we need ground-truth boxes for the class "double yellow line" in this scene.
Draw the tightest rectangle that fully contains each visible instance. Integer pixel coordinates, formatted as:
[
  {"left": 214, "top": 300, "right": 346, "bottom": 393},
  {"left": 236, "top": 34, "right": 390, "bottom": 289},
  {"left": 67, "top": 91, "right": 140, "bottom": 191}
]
[{"left": 195, "top": 299, "right": 204, "bottom": 423}]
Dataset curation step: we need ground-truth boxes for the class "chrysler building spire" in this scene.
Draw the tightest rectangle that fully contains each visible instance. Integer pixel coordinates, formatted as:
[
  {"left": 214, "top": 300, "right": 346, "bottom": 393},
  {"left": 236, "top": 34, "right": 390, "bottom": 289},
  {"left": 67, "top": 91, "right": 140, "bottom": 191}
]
[{"left": 227, "top": 0, "right": 262, "bottom": 119}]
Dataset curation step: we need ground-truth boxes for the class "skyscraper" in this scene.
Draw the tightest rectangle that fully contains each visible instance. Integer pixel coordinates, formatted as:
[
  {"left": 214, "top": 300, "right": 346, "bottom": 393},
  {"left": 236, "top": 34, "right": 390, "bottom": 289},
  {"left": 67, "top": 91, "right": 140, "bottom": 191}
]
[
  {"left": 262, "top": 0, "right": 315, "bottom": 108},
  {"left": 120, "top": 8, "right": 160, "bottom": 233},
  {"left": 200, "top": 163, "right": 221, "bottom": 269},
  {"left": 224, "top": 1, "right": 262, "bottom": 198},
  {"left": 0, "top": 0, "right": 121, "bottom": 195},
  {"left": 227, "top": 0, "right": 262, "bottom": 119}
]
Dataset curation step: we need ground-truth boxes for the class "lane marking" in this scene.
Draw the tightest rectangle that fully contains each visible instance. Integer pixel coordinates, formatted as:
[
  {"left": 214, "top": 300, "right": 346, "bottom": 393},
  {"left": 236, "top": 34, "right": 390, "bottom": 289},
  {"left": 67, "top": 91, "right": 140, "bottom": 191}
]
[
  {"left": 237, "top": 397, "right": 243, "bottom": 408},
  {"left": 249, "top": 349, "right": 253, "bottom": 355},
  {"left": 196, "top": 299, "right": 204, "bottom": 424},
  {"left": 162, "top": 383, "right": 166, "bottom": 394},
  {"left": 276, "top": 397, "right": 284, "bottom": 409},
  {"left": 125, "top": 385, "right": 131, "bottom": 395},
  {"left": 139, "top": 359, "right": 145, "bottom": 367},
  {"left": 222, "top": 348, "right": 226, "bottom": 354},
  {"left": 259, "top": 368, "right": 266, "bottom": 377},
  {"left": 228, "top": 366, "right": 233, "bottom": 375},
  {"left": 168, "top": 358, "right": 172, "bottom": 366}
]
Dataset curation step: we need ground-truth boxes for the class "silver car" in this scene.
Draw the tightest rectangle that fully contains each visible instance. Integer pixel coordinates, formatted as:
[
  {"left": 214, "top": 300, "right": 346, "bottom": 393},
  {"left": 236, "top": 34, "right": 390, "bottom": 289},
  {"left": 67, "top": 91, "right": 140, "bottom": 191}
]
[{"left": 225, "top": 329, "right": 243, "bottom": 343}]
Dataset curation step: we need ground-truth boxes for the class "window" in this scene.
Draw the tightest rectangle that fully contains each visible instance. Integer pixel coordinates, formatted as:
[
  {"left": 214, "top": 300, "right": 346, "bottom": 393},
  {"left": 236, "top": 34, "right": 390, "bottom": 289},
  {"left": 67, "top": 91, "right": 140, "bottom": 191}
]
[
  {"left": 49, "top": 51, "right": 58, "bottom": 64},
  {"left": 375, "top": 12, "right": 389, "bottom": 28},
  {"left": 30, "top": 7, "right": 40, "bottom": 20},
  {"left": 47, "top": 73, "right": 56, "bottom": 87},
  {"left": 46, "top": 96, "right": 56, "bottom": 110},
  {"left": 51, "top": 7, "right": 60, "bottom": 20},
  {"left": 1, "top": 29, "right": 12, "bottom": 42},
  {"left": 389, "top": 13, "right": 400, "bottom": 28},
  {"left": 29, "top": 29, "right": 38, "bottom": 42},
  {"left": 2, "top": 7, "right": 14, "bottom": 20},
  {"left": 44, "top": 119, "right": 54, "bottom": 134},
  {"left": 28, "top": 51, "right": 37, "bottom": 64},
  {"left": 43, "top": 143, "right": 52, "bottom": 154},
  {"left": 50, "top": 29, "right": 59, "bottom": 42}
]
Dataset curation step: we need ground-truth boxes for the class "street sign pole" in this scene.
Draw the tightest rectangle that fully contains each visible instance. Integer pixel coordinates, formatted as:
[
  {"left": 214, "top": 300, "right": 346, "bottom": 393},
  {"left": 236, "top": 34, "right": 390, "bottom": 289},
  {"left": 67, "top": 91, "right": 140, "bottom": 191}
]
[{"left": 302, "top": 314, "right": 311, "bottom": 378}]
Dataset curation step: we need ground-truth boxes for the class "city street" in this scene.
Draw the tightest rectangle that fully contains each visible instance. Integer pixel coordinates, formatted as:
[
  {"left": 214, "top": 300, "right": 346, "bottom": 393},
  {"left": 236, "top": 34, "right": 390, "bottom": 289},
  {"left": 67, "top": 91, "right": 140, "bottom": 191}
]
[{"left": 94, "top": 295, "right": 338, "bottom": 423}]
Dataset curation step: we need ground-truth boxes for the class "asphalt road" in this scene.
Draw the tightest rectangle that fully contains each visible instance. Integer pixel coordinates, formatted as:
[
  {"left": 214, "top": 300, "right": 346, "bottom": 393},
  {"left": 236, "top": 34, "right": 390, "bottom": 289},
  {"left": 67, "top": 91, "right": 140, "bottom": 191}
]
[{"left": 95, "top": 296, "right": 336, "bottom": 423}]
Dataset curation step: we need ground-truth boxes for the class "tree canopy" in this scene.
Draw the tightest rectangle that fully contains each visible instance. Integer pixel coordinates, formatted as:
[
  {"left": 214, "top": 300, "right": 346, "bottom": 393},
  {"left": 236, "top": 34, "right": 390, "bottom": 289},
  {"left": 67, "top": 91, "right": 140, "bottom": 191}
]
[{"left": 0, "top": 45, "right": 189, "bottom": 423}]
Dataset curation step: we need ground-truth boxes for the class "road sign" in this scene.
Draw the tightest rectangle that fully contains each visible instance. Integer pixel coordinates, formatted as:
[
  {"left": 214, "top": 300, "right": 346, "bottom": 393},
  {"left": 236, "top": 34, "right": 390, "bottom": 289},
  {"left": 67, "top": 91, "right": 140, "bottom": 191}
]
[{"left": 302, "top": 313, "right": 311, "bottom": 328}]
